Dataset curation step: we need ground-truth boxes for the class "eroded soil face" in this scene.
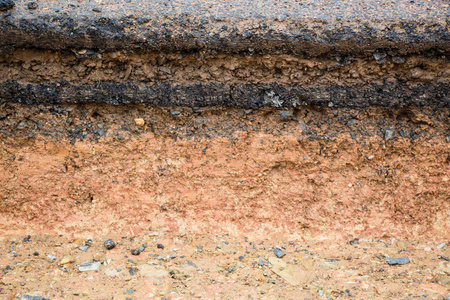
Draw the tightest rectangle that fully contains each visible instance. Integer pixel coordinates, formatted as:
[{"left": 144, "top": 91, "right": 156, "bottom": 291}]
[{"left": 0, "top": 103, "right": 449, "bottom": 298}]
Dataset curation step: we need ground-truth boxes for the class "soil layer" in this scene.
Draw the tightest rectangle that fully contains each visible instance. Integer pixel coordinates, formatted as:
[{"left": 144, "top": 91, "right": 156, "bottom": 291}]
[{"left": 0, "top": 103, "right": 449, "bottom": 298}]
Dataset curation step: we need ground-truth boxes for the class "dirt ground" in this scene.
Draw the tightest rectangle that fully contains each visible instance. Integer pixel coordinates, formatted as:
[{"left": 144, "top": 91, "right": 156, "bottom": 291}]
[{"left": 0, "top": 103, "right": 449, "bottom": 299}]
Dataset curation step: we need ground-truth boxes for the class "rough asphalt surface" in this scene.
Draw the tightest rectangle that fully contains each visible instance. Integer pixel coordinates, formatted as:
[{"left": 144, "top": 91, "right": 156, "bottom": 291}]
[
  {"left": 0, "top": 0, "right": 449, "bottom": 107},
  {"left": 0, "top": 0, "right": 448, "bottom": 55}
]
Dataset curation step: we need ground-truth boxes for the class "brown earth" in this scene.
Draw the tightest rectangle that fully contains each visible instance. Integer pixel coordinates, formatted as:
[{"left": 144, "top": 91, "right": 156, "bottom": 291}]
[
  {"left": 0, "top": 103, "right": 449, "bottom": 299},
  {"left": 1, "top": 49, "right": 449, "bottom": 86}
]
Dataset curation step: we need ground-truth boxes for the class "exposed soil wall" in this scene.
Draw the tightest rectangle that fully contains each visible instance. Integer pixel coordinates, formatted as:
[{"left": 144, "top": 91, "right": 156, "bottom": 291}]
[
  {"left": 1, "top": 103, "right": 449, "bottom": 239},
  {"left": 1, "top": 49, "right": 449, "bottom": 108}
]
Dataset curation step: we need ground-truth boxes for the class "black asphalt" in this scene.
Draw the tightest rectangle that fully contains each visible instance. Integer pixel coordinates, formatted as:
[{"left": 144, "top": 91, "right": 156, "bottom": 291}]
[{"left": 0, "top": 0, "right": 448, "bottom": 56}]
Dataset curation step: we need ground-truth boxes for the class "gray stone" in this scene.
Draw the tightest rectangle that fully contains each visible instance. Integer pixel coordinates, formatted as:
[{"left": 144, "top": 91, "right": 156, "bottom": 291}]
[
  {"left": 131, "top": 249, "right": 141, "bottom": 255},
  {"left": 46, "top": 254, "right": 56, "bottom": 262},
  {"left": 384, "top": 129, "right": 395, "bottom": 141},
  {"left": 273, "top": 248, "right": 286, "bottom": 258},
  {"left": 17, "top": 295, "right": 49, "bottom": 300},
  {"left": 104, "top": 239, "right": 116, "bottom": 250},
  {"left": 385, "top": 257, "right": 410, "bottom": 265},
  {"left": 437, "top": 243, "right": 446, "bottom": 249},
  {"left": 78, "top": 261, "right": 101, "bottom": 272},
  {"left": 77, "top": 246, "right": 90, "bottom": 252},
  {"left": 278, "top": 111, "right": 294, "bottom": 121}
]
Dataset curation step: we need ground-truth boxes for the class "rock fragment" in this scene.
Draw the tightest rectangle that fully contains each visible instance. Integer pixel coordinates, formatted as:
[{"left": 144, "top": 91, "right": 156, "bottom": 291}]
[
  {"left": 385, "top": 257, "right": 410, "bottom": 265},
  {"left": 78, "top": 261, "right": 101, "bottom": 272},
  {"left": 134, "top": 118, "right": 145, "bottom": 126},
  {"left": 273, "top": 247, "right": 286, "bottom": 258},
  {"left": 104, "top": 239, "right": 116, "bottom": 250},
  {"left": 17, "top": 295, "right": 49, "bottom": 300},
  {"left": 27, "top": 2, "right": 37, "bottom": 9},
  {"left": 131, "top": 249, "right": 141, "bottom": 255},
  {"left": 0, "top": 0, "right": 14, "bottom": 11}
]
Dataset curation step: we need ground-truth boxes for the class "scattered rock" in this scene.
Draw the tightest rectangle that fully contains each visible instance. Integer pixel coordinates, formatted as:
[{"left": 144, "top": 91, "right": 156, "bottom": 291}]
[
  {"left": 92, "top": 7, "right": 101, "bottom": 12},
  {"left": 278, "top": 111, "right": 294, "bottom": 121},
  {"left": 373, "top": 51, "right": 387, "bottom": 64},
  {"left": 273, "top": 247, "right": 286, "bottom": 258},
  {"left": 384, "top": 129, "right": 395, "bottom": 141},
  {"left": 437, "top": 243, "right": 446, "bottom": 249},
  {"left": 46, "top": 255, "right": 56, "bottom": 262},
  {"left": 60, "top": 256, "right": 75, "bottom": 265},
  {"left": 169, "top": 269, "right": 189, "bottom": 280},
  {"left": 104, "top": 239, "right": 116, "bottom": 250},
  {"left": 385, "top": 257, "right": 410, "bottom": 265},
  {"left": 134, "top": 118, "right": 145, "bottom": 126},
  {"left": 0, "top": 0, "right": 14, "bottom": 11},
  {"left": 439, "top": 255, "right": 450, "bottom": 262},
  {"left": 157, "top": 243, "right": 165, "bottom": 249},
  {"left": 17, "top": 295, "right": 49, "bottom": 300},
  {"left": 78, "top": 261, "right": 101, "bottom": 272},
  {"left": 77, "top": 245, "right": 90, "bottom": 252},
  {"left": 27, "top": 1, "right": 37, "bottom": 9},
  {"left": 17, "top": 121, "right": 27, "bottom": 130},
  {"left": 170, "top": 253, "right": 176, "bottom": 259},
  {"left": 131, "top": 249, "right": 141, "bottom": 255},
  {"left": 33, "top": 251, "right": 39, "bottom": 256}
]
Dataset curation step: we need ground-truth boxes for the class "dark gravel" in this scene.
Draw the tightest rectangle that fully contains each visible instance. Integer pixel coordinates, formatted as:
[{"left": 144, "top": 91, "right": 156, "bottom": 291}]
[
  {"left": 385, "top": 257, "right": 410, "bottom": 265},
  {"left": 0, "top": 0, "right": 14, "bottom": 11},
  {"left": 273, "top": 248, "right": 286, "bottom": 258},
  {"left": 104, "top": 239, "right": 116, "bottom": 250}
]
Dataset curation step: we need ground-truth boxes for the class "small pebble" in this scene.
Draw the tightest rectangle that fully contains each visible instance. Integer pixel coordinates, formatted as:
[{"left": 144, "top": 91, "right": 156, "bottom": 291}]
[
  {"left": 170, "top": 253, "right": 176, "bottom": 259},
  {"left": 273, "top": 248, "right": 286, "bottom": 258},
  {"left": 131, "top": 249, "right": 141, "bottom": 256},
  {"left": 437, "top": 243, "right": 446, "bottom": 249},
  {"left": 157, "top": 243, "right": 164, "bottom": 249},
  {"left": 129, "top": 268, "right": 136, "bottom": 276},
  {"left": 78, "top": 261, "right": 101, "bottom": 272},
  {"left": 33, "top": 251, "right": 39, "bottom": 256},
  {"left": 104, "top": 239, "right": 116, "bottom": 250},
  {"left": 26, "top": 1, "right": 37, "bottom": 9},
  {"left": 385, "top": 257, "right": 410, "bottom": 265},
  {"left": 47, "top": 254, "right": 56, "bottom": 262},
  {"left": 78, "top": 246, "right": 90, "bottom": 252}
]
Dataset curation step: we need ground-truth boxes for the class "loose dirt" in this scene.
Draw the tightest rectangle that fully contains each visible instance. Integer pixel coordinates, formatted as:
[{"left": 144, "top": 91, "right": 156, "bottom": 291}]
[
  {"left": 0, "top": 103, "right": 449, "bottom": 299},
  {"left": 1, "top": 49, "right": 448, "bottom": 86}
]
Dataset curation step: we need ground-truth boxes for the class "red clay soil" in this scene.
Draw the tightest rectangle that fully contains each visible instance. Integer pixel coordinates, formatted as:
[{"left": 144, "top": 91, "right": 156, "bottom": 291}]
[{"left": 0, "top": 103, "right": 449, "bottom": 299}]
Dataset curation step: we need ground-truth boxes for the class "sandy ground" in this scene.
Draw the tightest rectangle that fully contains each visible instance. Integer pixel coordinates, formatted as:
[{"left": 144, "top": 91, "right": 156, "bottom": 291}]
[{"left": 0, "top": 103, "right": 449, "bottom": 299}]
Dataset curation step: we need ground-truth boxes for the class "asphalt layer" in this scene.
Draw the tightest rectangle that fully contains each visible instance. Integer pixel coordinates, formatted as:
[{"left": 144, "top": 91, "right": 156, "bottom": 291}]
[
  {"left": 0, "top": 0, "right": 449, "bottom": 108},
  {"left": 0, "top": 0, "right": 448, "bottom": 56}
]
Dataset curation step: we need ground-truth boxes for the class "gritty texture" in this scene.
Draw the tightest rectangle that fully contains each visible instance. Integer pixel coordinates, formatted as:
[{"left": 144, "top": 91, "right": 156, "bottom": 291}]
[
  {"left": 0, "top": 0, "right": 448, "bottom": 56},
  {"left": 0, "top": 0, "right": 449, "bottom": 107},
  {"left": 0, "top": 234, "right": 449, "bottom": 299},
  {"left": 0, "top": 103, "right": 449, "bottom": 298},
  {"left": 0, "top": 103, "right": 449, "bottom": 238}
]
